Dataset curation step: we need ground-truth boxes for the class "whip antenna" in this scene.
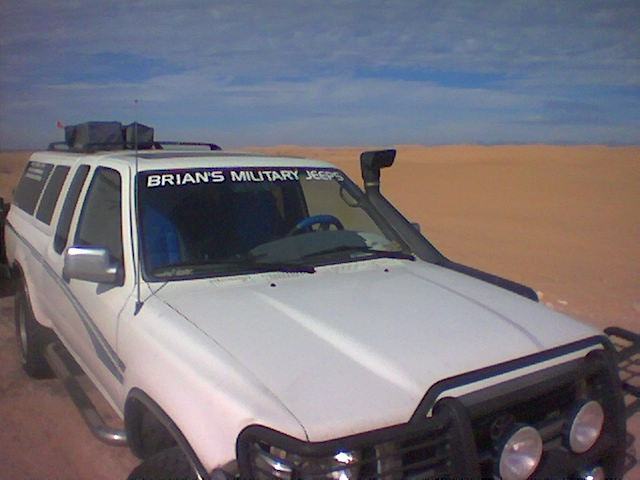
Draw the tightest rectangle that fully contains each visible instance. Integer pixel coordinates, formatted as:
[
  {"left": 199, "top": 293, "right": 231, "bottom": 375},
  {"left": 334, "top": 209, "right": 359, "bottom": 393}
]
[{"left": 133, "top": 99, "right": 144, "bottom": 314}]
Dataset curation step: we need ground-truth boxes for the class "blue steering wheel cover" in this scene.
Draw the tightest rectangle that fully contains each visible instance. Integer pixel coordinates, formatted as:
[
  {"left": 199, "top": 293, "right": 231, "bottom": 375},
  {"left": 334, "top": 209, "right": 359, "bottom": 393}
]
[{"left": 294, "top": 214, "right": 343, "bottom": 231}]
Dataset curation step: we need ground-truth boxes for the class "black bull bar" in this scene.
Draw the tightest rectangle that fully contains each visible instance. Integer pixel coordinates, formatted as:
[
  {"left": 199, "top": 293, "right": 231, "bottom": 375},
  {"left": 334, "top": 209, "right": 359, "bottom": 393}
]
[{"left": 606, "top": 327, "right": 640, "bottom": 401}]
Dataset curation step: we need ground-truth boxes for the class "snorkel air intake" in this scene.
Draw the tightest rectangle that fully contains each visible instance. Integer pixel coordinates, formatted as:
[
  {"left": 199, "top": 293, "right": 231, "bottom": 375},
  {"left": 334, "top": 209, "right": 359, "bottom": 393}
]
[
  {"left": 360, "top": 149, "right": 396, "bottom": 193},
  {"left": 358, "top": 149, "right": 539, "bottom": 301},
  {"left": 359, "top": 149, "right": 443, "bottom": 262}
]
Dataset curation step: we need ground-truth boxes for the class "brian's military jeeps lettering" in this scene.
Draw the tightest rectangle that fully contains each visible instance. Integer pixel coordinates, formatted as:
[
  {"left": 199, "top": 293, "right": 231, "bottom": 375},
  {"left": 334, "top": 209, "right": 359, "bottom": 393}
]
[{"left": 2, "top": 121, "right": 638, "bottom": 479}]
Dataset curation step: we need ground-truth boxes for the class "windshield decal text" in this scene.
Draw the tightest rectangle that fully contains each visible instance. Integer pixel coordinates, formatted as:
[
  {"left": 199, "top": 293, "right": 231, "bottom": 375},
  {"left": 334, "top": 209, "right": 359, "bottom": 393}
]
[
  {"left": 147, "top": 170, "right": 225, "bottom": 187},
  {"left": 305, "top": 170, "right": 344, "bottom": 181},
  {"left": 145, "top": 168, "right": 342, "bottom": 188},
  {"left": 229, "top": 169, "right": 299, "bottom": 182}
]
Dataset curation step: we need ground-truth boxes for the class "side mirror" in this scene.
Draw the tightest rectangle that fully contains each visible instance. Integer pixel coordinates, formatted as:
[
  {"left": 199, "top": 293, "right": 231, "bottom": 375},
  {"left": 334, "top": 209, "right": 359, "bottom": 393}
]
[
  {"left": 411, "top": 222, "right": 421, "bottom": 233},
  {"left": 63, "top": 246, "right": 121, "bottom": 284}
]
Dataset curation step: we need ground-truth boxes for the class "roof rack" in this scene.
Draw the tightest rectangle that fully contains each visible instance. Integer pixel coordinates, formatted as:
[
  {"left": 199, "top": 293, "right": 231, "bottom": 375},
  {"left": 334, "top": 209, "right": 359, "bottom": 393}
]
[
  {"left": 152, "top": 141, "right": 222, "bottom": 151},
  {"left": 47, "top": 140, "right": 222, "bottom": 153},
  {"left": 48, "top": 141, "right": 123, "bottom": 152}
]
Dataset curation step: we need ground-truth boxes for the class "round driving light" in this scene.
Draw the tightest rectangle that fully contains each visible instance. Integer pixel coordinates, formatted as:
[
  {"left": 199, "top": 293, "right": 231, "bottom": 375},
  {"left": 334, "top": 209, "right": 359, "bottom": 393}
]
[
  {"left": 328, "top": 450, "right": 360, "bottom": 480},
  {"left": 498, "top": 425, "right": 543, "bottom": 480},
  {"left": 568, "top": 400, "right": 604, "bottom": 454}
]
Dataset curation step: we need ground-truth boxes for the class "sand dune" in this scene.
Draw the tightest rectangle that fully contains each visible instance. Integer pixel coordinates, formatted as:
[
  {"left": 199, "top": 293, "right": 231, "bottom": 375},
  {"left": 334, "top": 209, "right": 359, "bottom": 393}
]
[
  {"left": 244, "top": 144, "right": 640, "bottom": 329},
  {"left": 1, "top": 145, "right": 638, "bottom": 478}
]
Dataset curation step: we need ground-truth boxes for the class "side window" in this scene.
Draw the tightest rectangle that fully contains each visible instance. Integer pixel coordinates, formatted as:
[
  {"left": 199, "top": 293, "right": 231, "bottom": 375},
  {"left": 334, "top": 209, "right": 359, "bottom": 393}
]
[
  {"left": 54, "top": 165, "right": 90, "bottom": 254},
  {"left": 74, "top": 168, "right": 123, "bottom": 266},
  {"left": 35, "top": 165, "right": 70, "bottom": 225},
  {"left": 13, "top": 161, "right": 53, "bottom": 215}
]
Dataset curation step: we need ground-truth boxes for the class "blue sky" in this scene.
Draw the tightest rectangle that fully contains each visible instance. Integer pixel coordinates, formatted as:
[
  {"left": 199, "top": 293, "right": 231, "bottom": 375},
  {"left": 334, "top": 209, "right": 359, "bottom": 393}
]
[{"left": 1, "top": 0, "right": 638, "bottom": 150}]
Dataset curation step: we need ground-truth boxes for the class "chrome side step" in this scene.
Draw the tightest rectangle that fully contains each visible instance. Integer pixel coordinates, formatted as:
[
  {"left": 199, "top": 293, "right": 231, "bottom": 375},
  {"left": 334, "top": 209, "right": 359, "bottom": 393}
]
[{"left": 44, "top": 342, "right": 127, "bottom": 446}]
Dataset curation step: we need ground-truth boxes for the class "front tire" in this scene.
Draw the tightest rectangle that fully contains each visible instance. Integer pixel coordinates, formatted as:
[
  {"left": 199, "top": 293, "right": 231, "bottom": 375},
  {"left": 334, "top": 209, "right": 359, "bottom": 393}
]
[
  {"left": 14, "top": 283, "right": 54, "bottom": 378},
  {"left": 127, "top": 447, "right": 196, "bottom": 480}
]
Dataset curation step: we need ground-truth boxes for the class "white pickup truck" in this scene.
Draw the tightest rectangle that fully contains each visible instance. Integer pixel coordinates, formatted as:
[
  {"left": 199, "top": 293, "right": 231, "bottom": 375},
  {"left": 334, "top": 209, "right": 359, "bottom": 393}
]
[{"left": 2, "top": 121, "right": 638, "bottom": 480}]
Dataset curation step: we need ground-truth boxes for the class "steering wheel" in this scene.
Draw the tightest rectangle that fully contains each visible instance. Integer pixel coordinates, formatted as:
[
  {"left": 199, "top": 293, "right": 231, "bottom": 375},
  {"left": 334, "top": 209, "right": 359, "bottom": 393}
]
[{"left": 289, "top": 214, "right": 344, "bottom": 235}]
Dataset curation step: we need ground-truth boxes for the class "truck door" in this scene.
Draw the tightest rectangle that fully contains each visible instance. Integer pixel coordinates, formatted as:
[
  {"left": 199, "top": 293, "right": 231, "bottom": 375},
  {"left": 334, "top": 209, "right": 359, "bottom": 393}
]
[
  {"left": 41, "top": 164, "right": 91, "bottom": 358},
  {"left": 46, "top": 165, "right": 133, "bottom": 405}
]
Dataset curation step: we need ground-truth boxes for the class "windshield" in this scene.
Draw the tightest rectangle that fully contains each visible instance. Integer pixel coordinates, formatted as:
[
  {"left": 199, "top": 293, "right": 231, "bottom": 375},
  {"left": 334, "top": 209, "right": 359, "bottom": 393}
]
[{"left": 138, "top": 166, "right": 411, "bottom": 280}]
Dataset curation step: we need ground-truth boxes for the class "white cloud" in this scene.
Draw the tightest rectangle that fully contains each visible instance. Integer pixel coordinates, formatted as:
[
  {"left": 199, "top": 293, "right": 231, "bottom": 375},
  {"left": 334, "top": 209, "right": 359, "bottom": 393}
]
[{"left": 1, "top": 0, "right": 638, "bottom": 149}]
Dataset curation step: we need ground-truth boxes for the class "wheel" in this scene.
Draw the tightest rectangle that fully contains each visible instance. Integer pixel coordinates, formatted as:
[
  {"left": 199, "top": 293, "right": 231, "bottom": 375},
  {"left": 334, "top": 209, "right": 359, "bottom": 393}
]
[
  {"left": 289, "top": 214, "right": 344, "bottom": 235},
  {"left": 137, "top": 410, "right": 178, "bottom": 458},
  {"left": 14, "top": 283, "right": 55, "bottom": 378},
  {"left": 127, "top": 447, "right": 197, "bottom": 480}
]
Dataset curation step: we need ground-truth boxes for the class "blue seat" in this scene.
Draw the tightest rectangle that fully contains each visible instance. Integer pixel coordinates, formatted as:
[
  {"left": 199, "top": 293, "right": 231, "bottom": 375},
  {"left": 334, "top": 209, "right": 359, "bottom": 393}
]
[{"left": 143, "top": 206, "right": 182, "bottom": 270}]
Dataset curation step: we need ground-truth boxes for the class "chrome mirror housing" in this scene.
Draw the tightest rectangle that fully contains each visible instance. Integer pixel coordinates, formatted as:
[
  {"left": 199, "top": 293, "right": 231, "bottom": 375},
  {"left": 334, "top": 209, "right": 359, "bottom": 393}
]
[{"left": 63, "top": 246, "right": 121, "bottom": 284}]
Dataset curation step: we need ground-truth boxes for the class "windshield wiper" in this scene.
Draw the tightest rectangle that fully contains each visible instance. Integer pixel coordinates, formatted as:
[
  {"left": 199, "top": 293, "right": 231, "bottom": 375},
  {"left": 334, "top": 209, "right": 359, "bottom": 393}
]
[
  {"left": 253, "top": 261, "right": 316, "bottom": 274},
  {"left": 151, "top": 258, "right": 316, "bottom": 278},
  {"left": 302, "top": 245, "right": 415, "bottom": 262},
  {"left": 224, "top": 259, "right": 316, "bottom": 274}
]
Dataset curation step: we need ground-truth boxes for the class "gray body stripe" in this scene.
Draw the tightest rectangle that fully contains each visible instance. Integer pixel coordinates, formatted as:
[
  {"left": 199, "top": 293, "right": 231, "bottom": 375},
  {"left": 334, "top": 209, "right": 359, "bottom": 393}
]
[{"left": 7, "top": 220, "right": 126, "bottom": 382}]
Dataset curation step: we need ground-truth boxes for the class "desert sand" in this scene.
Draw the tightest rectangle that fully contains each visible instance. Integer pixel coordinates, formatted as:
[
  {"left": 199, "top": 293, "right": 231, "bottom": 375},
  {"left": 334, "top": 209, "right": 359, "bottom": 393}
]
[{"left": 1, "top": 145, "right": 638, "bottom": 478}]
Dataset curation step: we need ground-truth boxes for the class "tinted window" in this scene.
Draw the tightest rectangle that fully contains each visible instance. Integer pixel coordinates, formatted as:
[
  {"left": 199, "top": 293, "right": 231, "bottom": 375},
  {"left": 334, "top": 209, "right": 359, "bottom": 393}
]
[
  {"left": 75, "top": 168, "right": 123, "bottom": 266},
  {"left": 13, "top": 162, "right": 53, "bottom": 215},
  {"left": 35, "top": 165, "right": 70, "bottom": 225},
  {"left": 54, "top": 165, "right": 90, "bottom": 254}
]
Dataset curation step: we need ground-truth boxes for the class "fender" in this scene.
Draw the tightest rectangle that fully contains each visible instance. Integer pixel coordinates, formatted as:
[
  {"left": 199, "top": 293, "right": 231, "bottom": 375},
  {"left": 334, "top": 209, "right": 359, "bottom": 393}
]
[{"left": 125, "top": 388, "right": 209, "bottom": 479}]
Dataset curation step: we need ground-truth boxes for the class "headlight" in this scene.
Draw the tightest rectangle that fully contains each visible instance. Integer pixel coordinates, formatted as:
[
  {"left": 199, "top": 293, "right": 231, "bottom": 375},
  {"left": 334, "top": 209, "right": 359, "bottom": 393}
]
[
  {"left": 253, "top": 446, "right": 293, "bottom": 479},
  {"left": 317, "top": 450, "right": 360, "bottom": 480},
  {"left": 498, "top": 425, "right": 543, "bottom": 480},
  {"left": 567, "top": 400, "right": 604, "bottom": 454},
  {"left": 251, "top": 443, "right": 360, "bottom": 480}
]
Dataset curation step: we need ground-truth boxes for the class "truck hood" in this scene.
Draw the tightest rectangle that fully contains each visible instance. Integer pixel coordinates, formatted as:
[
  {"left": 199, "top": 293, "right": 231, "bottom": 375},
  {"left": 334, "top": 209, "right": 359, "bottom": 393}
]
[{"left": 154, "top": 259, "right": 600, "bottom": 441}]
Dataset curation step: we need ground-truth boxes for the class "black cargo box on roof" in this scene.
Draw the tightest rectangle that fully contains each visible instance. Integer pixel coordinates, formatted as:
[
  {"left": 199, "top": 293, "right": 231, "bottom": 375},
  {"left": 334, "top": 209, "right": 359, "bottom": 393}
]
[
  {"left": 64, "top": 121, "right": 124, "bottom": 152},
  {"left": 124, "top": 122, "right": 155, "bottom": 149},
  {"left": 48, "top": 120, "right": 220, "bottom": 152}
]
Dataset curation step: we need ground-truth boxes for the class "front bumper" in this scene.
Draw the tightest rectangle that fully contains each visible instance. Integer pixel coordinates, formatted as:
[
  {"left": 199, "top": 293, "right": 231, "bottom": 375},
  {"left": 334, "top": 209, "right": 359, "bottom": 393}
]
[{"left": 236, "top": 334, "right": 631, "bottom": 479}]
